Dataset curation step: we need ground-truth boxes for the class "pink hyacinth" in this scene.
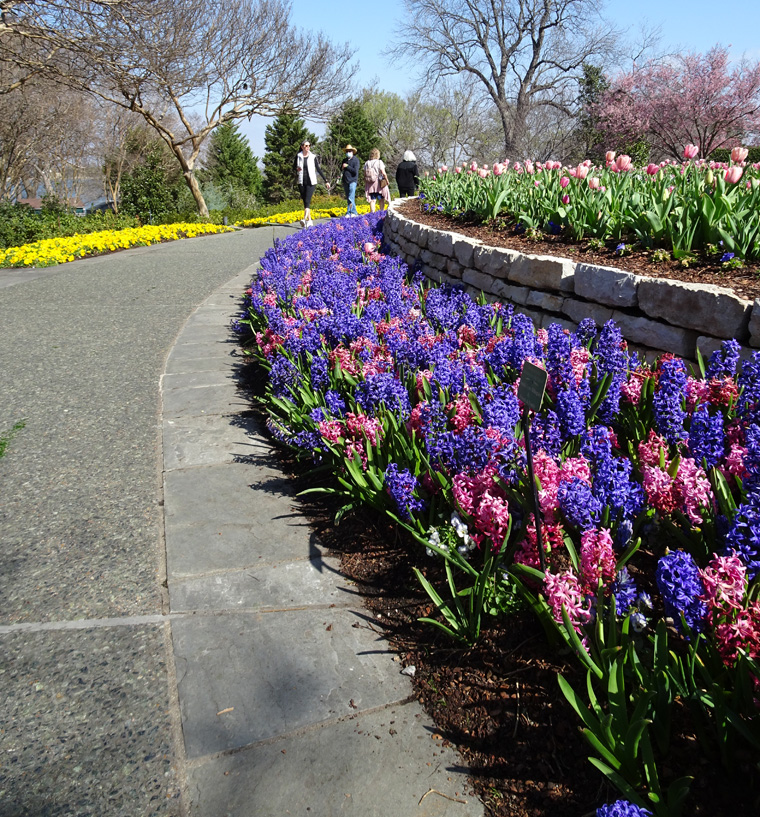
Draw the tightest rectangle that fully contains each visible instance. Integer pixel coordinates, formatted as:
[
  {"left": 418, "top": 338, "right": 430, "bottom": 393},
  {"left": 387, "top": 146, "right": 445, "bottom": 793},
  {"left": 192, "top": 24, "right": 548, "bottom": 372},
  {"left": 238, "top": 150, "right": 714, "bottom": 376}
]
[
  {"left": 543, "top": 569, "right": 594, "bottom": 637},
  {"left": 580, "top": 528, "right": 616, "bottom": 594},
  {"left": 638, "top": 429, "right": 670, "bottom": 467},
  {"left": 683, "top": 144, "right": 699, "bottom": 160},
  {"left": 731, "top": 146, "right": 749, "bottom": 163},
  {"left": 642, "top": 465, "right": 679, "bottom": 515},
  {"left": 674, "top": 457, "right": 713, "bottom": 525},
  {"left": 725, "top": 166, "right": 744, "bottom": 184},
  {"left": 701, "top": 552, "right": 747, "bottom": 615}
]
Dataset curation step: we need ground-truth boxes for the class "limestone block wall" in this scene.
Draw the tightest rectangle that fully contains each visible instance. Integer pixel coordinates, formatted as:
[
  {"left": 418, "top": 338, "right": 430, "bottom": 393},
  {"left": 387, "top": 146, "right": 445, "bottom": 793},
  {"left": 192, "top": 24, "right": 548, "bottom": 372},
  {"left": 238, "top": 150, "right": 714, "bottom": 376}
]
[{"left": 382, "top": 200, "right": 760, "bottom": 360}]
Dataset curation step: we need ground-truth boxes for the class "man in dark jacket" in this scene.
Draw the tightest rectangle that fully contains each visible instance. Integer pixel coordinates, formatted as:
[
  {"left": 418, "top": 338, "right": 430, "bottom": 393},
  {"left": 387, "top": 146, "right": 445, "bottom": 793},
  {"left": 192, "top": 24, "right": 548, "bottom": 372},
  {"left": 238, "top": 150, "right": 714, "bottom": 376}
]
[{"left": 341, "top": 144, "right": 360, "bottom": 216}]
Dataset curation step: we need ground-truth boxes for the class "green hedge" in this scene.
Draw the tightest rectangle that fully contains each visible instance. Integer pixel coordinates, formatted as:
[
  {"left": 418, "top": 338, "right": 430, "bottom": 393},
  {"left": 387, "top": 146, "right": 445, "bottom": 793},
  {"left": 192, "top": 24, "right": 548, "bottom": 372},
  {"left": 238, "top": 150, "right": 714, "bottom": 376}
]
[{"left": 709, "top": 146, "right": 760, "bottom": 164}]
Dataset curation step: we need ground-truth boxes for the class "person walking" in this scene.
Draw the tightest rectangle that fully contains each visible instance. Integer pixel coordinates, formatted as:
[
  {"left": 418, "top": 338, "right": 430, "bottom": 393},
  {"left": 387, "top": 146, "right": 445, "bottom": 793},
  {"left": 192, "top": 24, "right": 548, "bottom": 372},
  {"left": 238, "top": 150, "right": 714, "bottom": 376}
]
[
  {"left": 293, "top": 140, "right": 329, "bottom": 227},
  {"left": 395, "top": 150, "right": 419, "bottom": 197},
  {"left": 341, "top": 144, "right": 360, "bottom": 217},
  {"left": 363, "top": 148, "right": 391, "bottom": 213}
]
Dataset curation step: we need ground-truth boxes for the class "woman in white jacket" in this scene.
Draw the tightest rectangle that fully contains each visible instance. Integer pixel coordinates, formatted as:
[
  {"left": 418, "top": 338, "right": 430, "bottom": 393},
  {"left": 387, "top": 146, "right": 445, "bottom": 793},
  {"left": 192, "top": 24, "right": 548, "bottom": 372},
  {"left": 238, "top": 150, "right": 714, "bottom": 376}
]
[{"left": 293, "top": 141, "right": 329, "bottom": 227}]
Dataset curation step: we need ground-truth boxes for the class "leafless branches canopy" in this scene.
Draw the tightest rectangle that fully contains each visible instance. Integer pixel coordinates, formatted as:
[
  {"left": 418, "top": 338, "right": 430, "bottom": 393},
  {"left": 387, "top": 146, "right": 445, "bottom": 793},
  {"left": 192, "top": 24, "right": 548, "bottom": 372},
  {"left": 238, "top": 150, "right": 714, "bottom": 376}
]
[
  {"left": 1, "top": 0, "right": 355, "bottom": 215},
  {"left": 392, "top": 0, "right": 618, "bottom": 159}
]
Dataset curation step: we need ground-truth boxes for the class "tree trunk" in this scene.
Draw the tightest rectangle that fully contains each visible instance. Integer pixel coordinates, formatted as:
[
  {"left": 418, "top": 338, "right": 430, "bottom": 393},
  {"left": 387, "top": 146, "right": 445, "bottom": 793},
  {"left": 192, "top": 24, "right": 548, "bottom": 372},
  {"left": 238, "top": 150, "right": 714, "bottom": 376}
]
[{"left": 183, "top": 167, "right": 209, "bottom": 219}]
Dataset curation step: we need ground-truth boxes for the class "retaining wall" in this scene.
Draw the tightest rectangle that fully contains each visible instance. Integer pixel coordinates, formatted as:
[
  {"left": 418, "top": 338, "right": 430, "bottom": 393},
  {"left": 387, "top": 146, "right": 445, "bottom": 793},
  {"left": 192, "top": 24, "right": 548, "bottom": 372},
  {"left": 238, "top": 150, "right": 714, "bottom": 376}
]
[{"left": 382, "top": 199, "right": 760, "bottom": 360}]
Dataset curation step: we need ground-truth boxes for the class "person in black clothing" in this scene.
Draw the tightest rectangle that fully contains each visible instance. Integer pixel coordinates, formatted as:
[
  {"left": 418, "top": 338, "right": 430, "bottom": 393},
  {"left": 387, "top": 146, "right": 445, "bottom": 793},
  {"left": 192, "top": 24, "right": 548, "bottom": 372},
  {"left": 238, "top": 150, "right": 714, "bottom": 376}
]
[
  {"left": 293, "top": 140, "right": 329, "bottom": 227},
  {"left": 395, "top": 150, "right": 419, "bottom": 197},
  {"left": 341, "top": 144, "right": 360, "bottom": 216}
]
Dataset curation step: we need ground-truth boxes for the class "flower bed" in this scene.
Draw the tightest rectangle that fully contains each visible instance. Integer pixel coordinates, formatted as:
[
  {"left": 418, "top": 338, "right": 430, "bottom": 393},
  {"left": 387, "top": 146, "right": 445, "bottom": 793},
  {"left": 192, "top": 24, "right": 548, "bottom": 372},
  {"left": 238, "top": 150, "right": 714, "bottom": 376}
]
[
  {"left": 237, "top": 212, "right": 760, "bottom": 815},
  {"left": 0, "top": 222, "right": 234, "bottom": 267},
  {"left": 236, "top": 203, "right": 372, "bottom": 227}
]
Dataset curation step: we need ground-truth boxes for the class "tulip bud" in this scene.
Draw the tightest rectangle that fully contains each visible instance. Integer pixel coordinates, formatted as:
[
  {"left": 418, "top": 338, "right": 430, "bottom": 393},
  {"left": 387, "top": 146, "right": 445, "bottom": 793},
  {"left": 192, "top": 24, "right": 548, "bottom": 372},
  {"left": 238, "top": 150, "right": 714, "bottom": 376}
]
[
  {"left": 561, "top": 194, "right": 570, "bottom": 204},
  {"left": 705, "top": 169, "right": 714, "bottom": 186},
  {"left": 662, "top": 187, "right": 671, "bottom": 201}
]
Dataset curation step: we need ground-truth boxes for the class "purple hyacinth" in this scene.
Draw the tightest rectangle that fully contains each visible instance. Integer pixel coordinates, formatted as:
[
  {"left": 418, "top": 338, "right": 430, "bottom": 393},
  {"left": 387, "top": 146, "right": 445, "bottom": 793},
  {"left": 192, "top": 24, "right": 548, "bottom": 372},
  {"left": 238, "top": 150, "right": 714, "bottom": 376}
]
[
  {"left": 705, "top": 338, "right": 741, "bottom": 380},
  {"left": 737, "top": 350, "right": 760, "bottom": 424},
  {"left": 687, "top": 403, "right": 725, "bottom": 471},
  {"left": 556, "top": 387, "right": 586, "bottom": 439},
  {"left": 558, "top": 477, "right": 603, "bottom": 531},
  {"left": 596, "top": 801, "right": 653, "bottom": 817},
  {"left": 653, "top": 357, "right": 688, "bottom": 445},
  {"left": 384, "top": 462, "right": 426, "bottom": 520},
  {"left": 611, "top": 567, "right": 639, "bottom": 615},
  {"left": 724, "top": 485, "right": 760, "bottom": 579},
  {"left": 655, "top": 550, "right": 708, "bottom": 634}
]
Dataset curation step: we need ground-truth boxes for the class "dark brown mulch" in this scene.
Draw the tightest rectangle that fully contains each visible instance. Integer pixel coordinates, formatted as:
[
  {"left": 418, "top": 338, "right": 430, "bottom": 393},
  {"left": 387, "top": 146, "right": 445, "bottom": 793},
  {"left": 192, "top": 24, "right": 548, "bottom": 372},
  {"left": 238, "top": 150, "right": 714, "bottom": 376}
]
[
  {"left": 236, "top": 364, "right": 759, "bottom": 817},
  {"left": 397, "top": 199, "right": 760, "bottom": 302}
]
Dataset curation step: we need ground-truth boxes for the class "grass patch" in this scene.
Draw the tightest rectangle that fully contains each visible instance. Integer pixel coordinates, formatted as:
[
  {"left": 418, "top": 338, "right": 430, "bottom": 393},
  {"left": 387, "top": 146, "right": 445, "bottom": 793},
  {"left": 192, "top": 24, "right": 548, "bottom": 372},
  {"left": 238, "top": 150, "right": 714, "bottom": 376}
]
[{"left": 0, "top": 419, "right": 26, "bottom": 459}]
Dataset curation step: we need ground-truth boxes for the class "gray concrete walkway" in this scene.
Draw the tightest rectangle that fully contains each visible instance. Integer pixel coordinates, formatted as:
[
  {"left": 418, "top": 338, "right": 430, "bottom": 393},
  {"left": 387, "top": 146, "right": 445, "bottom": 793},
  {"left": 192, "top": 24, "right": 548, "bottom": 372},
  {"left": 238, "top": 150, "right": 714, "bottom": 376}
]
[{"left": 0, "top": 227, "right": 483, "bottom": 816}]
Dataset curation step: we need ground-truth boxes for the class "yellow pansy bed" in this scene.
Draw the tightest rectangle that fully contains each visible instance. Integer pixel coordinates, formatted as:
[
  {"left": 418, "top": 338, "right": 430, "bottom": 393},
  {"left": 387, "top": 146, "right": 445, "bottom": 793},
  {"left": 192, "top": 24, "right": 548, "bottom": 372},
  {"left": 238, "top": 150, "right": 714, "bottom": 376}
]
[
  {"left": 236, "top": 204, "right": 373, "bottom": 227},
  {"left": 0, "top": 222, "right": 234, "bottom": 268}
]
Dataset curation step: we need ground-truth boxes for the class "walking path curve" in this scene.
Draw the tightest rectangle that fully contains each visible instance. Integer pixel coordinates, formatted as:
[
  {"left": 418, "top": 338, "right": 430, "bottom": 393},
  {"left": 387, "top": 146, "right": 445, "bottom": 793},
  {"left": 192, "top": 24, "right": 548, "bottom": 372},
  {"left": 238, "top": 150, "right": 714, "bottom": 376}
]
[{"left": 0, "top": 225, "right": 482, "bottom": 816}]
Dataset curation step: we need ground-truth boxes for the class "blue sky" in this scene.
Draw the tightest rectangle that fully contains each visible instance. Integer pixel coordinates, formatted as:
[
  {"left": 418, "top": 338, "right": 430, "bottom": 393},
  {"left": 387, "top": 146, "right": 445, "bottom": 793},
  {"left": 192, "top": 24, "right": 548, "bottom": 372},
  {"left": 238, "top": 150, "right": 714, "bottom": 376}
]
[{"left": 239, "top": 0, "right": 760, "bottom": 158}]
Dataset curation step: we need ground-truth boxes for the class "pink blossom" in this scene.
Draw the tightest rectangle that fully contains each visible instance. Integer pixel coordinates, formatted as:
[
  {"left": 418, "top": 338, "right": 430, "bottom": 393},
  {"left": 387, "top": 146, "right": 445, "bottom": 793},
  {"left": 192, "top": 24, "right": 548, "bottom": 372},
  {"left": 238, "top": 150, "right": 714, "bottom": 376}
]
[
  {"left": 560, "top": 176, "right": 570, "bottom": 188},
  {"left": 723, "top": 443, "right": 748, "bottom": 479},
  {"left": 683, "top": 143, "right": 700, "bottom": 159},
  {"left": 543, "top": 570, "right": 594, "bottom": 636},
  {"left": 318, "top": 418, "right": 343, "bottom": 444},
  {"left": 725, "top": 165, "right": 744, "bottom": 184},
  {"left": 674, "top": 457, "right": 713, "bottom": 525},
  {"left": 701, "top": 552, "right": 747, "bottom": 614},
  {"left": 641, "top": 465, "right": 679, "bottom": 515},
  {"left": 580, "top": 528, "right": 617, "bottom": 594},
  {"left": 638, "top": 429, "right": 671, "bottom": 467},
  {"left": 731, "top": 146, "right": 749, "bottom": 163}
]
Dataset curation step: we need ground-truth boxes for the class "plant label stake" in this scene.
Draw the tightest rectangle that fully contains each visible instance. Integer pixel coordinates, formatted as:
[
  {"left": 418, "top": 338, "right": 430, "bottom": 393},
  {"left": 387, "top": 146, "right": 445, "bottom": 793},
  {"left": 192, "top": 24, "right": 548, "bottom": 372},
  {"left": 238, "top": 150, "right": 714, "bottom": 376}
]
[{"left": 518, "top": 361, "right": 548, "bottom": 572}]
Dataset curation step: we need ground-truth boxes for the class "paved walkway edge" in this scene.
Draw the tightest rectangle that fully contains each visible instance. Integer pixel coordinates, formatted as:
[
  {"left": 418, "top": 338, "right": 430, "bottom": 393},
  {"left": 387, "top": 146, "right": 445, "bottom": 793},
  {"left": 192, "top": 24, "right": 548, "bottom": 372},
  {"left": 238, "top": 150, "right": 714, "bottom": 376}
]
[{"left": 160, "top": 244, "right": 485, "bottom": 816}]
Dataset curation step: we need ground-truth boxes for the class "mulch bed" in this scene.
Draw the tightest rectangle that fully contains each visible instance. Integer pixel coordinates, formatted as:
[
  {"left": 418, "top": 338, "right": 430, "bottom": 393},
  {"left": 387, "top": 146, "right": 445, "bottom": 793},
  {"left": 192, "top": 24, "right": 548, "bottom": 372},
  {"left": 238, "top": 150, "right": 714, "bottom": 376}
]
[{"left": 397, "top": 199, "right": 760, "bottom": 302}]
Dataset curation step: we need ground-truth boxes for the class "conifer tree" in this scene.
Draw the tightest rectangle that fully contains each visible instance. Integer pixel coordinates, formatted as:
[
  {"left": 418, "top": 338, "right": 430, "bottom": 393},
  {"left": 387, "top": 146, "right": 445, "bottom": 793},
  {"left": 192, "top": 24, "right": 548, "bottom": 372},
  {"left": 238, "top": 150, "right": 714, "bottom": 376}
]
[
  {"left": 262, "top": 110, "right": 316, "bottom": 202},
  {"left": 205, "top": 122, "right": 263, "bottom": 200},
  {"left": 321, "top": 100, "right": 381, "bottom": 183}
]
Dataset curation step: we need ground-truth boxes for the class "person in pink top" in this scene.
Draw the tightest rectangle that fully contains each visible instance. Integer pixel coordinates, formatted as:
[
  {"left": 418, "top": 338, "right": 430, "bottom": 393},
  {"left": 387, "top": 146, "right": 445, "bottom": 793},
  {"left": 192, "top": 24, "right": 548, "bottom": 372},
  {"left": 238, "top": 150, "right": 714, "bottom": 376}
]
[{"left": 363, "top": 148, "right": 391, "bottom": 213}]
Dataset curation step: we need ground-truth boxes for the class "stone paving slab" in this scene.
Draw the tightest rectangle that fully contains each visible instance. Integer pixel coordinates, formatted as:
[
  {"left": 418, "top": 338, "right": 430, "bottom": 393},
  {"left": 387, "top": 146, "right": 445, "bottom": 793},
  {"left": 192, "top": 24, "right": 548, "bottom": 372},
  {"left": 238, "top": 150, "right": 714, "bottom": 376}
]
[
  {"left": 164, "top": 463, "right": 315, "bottom": 577},
  {"left": 172, "top": 607, "right": 412, "bottom": 758},
  {"left": 186, "top": 704, "right": 481, "bottom": 817},
  {"left": 162, "top": 414, "right": 271, "bottom": 471},
  {"left": 168, "top": 555, "right": 347, "bottom": 612},
  {"left": 161, "top": 381, "right": 249, "bottom": 419}
]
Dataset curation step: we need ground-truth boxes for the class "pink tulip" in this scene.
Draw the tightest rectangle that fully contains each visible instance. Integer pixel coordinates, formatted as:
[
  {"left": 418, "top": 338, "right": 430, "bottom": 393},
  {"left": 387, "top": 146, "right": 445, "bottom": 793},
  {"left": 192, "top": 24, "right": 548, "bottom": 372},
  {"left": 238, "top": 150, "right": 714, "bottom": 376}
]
[
  {"left": 725, "top": 166, "right": 744, "bottom": 184},
  {"left": 513, "top": 162, "right": 521, "bottom": 172},
  {"left": 560, "top": 176, "right": 570, "bottom": 188},
  {"left": 534, "top": 180, "right": 540, "bottom": 187},
  {"left": 440, "top": 165, "right": 448, "bottom": 173},
  {"left": 493, "top": 162, "right": 504, "bottom": 175},
  {"left": 561, "top": 194, "right": 570, "bottom": 205},
  {"left": 525, "top": 160, "right": 534, "bottom": 174},
  {"left": 575, "top": 164, "right": 589, "bottom": 179},
  {"left": 583, "top": 159, "right": 593, "bottom": 167},
  {"left": 470, "top": 161, "right": 478, "bottom": 172},
  {"left": 615, "top": 155, "right": 632, "bottom": 172},
  {"left": 731, "top": 146, "right": 749, "bottom": 163},
  {"left": 454, "top": 166, "right": 462, "bottom": 174},
  {"left": 478, "top": 168, "right": 489, "bottom": 178},
  {"left": 605, "top": 150, "right": 616, "bottom": 165},
  {"left": 683, "top": 144, "right": 699, "bottom": 160},
  {"left": 646, "top": 163, "right": 659, "bottom": 175},
  {"left": 588, "top": 177, "right": 601, "bottom": 190}
]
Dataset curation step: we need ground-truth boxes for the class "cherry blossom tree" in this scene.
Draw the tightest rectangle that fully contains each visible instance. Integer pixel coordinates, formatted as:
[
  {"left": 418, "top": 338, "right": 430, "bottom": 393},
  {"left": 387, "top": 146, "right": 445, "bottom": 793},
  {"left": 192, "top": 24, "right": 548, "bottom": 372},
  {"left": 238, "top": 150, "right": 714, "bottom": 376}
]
[{"left": 593, "top": 45, "right": 760, "bottom": 160}]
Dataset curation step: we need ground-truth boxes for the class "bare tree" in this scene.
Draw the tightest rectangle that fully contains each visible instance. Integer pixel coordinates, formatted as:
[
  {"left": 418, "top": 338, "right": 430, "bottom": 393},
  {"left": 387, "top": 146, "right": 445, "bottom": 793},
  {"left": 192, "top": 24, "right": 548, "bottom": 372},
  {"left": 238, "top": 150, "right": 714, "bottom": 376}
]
[
  {"left": 3, "top": 0, "right": 355, "bottom": 216},
  {"left": 391, "top": 0, "right": 618, "bottom": 159}
]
